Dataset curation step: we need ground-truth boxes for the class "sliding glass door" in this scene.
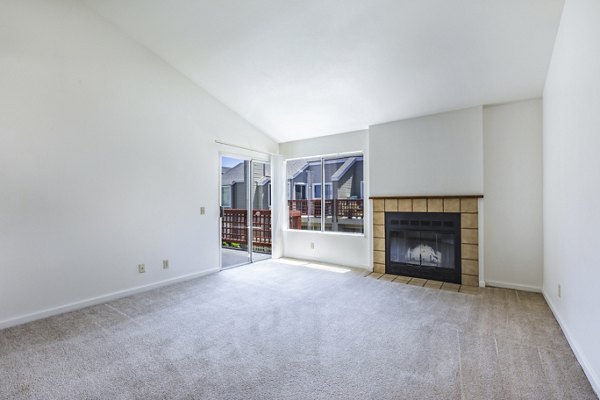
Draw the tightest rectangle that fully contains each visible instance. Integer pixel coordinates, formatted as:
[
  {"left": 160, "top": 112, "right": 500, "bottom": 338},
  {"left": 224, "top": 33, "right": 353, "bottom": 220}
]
[{"left": 220, "top": 156, "right": 271, "bottom": 269}]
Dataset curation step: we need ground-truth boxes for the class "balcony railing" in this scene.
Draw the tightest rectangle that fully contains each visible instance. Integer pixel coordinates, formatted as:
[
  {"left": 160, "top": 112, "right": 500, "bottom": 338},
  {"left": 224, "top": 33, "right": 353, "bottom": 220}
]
[
  {"left": 288, "top": 199, "right": 364, "bottom": 219},
  {"left": 221, "top": 209, "right": 271, "bottom": 248}
]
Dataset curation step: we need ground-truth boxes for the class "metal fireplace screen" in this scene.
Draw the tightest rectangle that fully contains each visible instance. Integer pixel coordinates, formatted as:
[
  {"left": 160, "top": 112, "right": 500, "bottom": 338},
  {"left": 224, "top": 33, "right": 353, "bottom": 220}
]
[{"left": 385, "top": 212, "right": 461, "bottom": 283}]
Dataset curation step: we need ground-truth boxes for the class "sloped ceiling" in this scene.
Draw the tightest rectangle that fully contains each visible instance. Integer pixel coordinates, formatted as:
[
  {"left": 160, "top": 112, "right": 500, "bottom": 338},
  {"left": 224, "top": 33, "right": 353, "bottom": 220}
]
[{"left": 83, "top": 0, "right": 564, "bottom": 142}]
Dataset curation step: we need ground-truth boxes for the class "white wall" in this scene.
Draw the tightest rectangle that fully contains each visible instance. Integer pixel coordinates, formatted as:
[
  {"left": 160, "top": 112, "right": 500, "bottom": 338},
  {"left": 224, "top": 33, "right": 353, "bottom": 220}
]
[
  {"left": 0, "top": 0, "right": 277, "bottom": 327},
  {"left": 483, "top": 99, "right": 543, "bottom": 291},
  {"left": 543, "top": 0, "right": 600, "bottom": 394},
  {"left": 369, "top": 107, "right": 483, "bottom": 196},
  {"left": 279, "top": 131, "right": 370, "bottom": 268}
]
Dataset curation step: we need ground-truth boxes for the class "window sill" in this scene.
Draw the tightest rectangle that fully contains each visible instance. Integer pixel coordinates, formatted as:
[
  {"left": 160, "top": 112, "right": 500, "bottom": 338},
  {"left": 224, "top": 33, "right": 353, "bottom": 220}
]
[{"left": 283, "top": 229, "right": 366, "bottom": 238}]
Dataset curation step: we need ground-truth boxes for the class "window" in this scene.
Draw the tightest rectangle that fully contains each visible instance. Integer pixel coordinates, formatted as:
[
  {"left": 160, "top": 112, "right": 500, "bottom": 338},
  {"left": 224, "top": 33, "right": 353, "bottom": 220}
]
[
  {"left": 294, "top": 183, "right": 307, "bottom": 200},
  {"left": 221, "top": 186, "right": 232, "bottom": 208},
  {"left": 324, "top": 183, "right": 333, "bottom": 200},
  {"left": 286, "top": 153, "right": 364, "bottom": 233},
  {"left": 313, "top": 183, "right": 333, "bottom": 200},
  {"left": 312, "top": 183, "right": 321, "bottom": 199}
]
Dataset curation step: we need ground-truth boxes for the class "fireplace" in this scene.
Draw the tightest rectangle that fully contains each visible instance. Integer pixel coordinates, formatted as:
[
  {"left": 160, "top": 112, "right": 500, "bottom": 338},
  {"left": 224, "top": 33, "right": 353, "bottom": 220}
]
[{"left": 385, "top": 212, "right": 461, "bottom": 284}]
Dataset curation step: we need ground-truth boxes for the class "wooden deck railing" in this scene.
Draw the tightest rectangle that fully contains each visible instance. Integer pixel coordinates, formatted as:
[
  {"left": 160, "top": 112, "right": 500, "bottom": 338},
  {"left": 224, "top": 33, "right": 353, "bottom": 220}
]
[
  {"left": 288, "top": 199, "right": 364, "bottom": 219},
  {"left": 221, "top": 209, "right": 271, "bottom": 248}
]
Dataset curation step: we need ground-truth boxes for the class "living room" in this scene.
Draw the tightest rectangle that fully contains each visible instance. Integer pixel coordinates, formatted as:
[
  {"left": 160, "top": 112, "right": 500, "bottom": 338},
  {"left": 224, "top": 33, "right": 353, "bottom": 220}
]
[{"left": 1, "top": 0, "right": 598, "bottom": 398}]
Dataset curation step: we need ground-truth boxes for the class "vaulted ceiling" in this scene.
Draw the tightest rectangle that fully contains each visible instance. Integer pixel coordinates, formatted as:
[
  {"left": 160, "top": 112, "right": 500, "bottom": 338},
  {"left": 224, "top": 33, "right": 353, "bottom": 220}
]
[{"left": 83, "top": 0, "right": 564, "bottom": 142}]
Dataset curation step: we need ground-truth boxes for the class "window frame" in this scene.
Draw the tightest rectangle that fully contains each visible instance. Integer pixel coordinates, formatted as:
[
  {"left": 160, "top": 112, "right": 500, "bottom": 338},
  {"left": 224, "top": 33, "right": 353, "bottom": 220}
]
[
  {"left": 285, "top": 152, "right": 365, "bottom": 236},
  {"left": 314, "top": 182, "right": 333, "bottom": 200}
]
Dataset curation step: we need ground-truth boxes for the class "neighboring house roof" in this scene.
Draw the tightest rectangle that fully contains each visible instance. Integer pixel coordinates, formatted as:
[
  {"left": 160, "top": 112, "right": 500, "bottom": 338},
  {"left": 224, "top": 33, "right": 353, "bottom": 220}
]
[
  {"left": 331, "top": 157, "right": 356, "bottom": 182},
  {"left": 287, "top": 157, "right": 363, "bottom": 182},
  {"left": 221, "top": 162, "right": 245, "bottom": 185},
  {"left": 257, "top": 176, "right": 270, "bottom": 186},
  {"left": 222, "top": 161, "right": 271, "bottom": 186},
  {"left": 286, "top": 159, "right": 309, "bottom": 180}
]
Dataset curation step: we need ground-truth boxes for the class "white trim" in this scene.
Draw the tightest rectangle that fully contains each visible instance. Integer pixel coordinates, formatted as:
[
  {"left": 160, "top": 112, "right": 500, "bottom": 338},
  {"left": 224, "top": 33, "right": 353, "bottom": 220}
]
[
  {"left": 484, "top": 279, "right": 542, "bottom": 293},
  {"left": 0, "top": 268, "right": 219, "bottom": 330},
  {"left": 543, "top": 292, "right": 600, "bottom": 398}
]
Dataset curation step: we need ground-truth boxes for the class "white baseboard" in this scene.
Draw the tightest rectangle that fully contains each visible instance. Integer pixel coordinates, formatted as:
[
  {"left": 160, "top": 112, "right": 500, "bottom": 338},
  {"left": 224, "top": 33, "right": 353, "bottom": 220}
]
[
  {"left": 543, "top": 291, "right": 600, "bottom": 398},
  {"left": 0, "top": 268, "right": 219, "bottom": 330},
  {"left": 484, "top": 279, "right": 542, "bottom": 293}
]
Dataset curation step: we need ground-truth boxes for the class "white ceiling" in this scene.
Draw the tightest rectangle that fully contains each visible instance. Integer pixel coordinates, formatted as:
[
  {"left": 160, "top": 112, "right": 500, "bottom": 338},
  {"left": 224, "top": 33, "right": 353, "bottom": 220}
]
[{"left": 83, "top": 0, "right": 564, "bottom": 142}]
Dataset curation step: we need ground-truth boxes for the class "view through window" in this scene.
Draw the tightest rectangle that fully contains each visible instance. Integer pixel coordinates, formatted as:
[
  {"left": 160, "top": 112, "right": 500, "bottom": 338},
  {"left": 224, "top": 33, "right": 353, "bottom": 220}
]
[{"left": 286, "top": 154, "right": 364, "bottom": 233}]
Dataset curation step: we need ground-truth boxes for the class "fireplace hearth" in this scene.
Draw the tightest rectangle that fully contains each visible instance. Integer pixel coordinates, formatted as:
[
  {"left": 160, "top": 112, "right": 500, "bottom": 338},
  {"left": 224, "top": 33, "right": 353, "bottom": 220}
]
[{"left": 386, "top": 212, "right": 461, "bottom": 284}]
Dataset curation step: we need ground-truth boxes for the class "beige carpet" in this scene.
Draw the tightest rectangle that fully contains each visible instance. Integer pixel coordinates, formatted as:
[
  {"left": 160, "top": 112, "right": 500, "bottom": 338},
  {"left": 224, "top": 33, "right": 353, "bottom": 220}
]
[{"left": 0, "top": 259, "right": 596, "bottom": 399}]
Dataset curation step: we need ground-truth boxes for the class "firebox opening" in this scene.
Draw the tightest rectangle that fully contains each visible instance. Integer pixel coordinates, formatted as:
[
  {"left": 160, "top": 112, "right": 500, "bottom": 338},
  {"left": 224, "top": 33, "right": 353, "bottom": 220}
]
[{"left": 385, "top": 212, "right": 461, "bottom": 284}]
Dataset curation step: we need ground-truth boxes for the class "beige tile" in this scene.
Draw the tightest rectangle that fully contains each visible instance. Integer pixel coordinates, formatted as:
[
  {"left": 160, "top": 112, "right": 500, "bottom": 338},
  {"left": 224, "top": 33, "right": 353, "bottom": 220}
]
[
  {"left": 373, "top": 225, "right": 385, "bottom": 238},
  {"left": 384, "top": 199, "right": 398, "bottom": 212},
  {"left": 461, "top": 213, "right": 478, "bottom": 229},
  {"left": 461, "top": 198, "right": 478, "bottom": 213},
  {"left": 461, "top": 274, "right": 479, "bottom": 287},
  {"left": 393, "top": 275, "right": 411, "bottom": 284},
  {"left": 412, "top": 199, "right": 427, "bottom": 212},
  {"left": 374, "top": 250, "right": 386, "bottom": 264},
  {"left": 373, "top": 211, "right": 385, "bottom": 226},
  {"left": 427, "top": 199, "right": 443, "bottom": 212},
  {"left": 441, "top": 282, "right": 460, "bottom": 292},
  {"left": 398, "top": 199, "right": 412, "bottom": 212},
  {"left": 373, "top": 199, "right": 384, "bottom": 212},
  {"left": 373, "top": 263, "right": 385, "bottom": 274},
  {"left": 444, "top": 198, "right": 460, "bottom": 212},
  {"left": 461, "top": 229, "right": 478, "bottom": 244},
  {"left": 373, "top": 237, "right": 385, "bottom": 251},
  {"left": 462, "top": 244, "right": 479, "bottom": 260},
  {"left": 424, "top": 280, "right": 443, "bottom": 289},
  {"left": 461, "top": 259, "right": 479, "bottom": 276},
  {"left": 368, "top": 272, "right": 383, "bottom": 279},
  {"left": 459, "top": 285, "right": 480, "bottom": 295},
  {"left": 407, "top": 277, "right": 427, "bottom": 286},
  {"left": 380, "top": 274, "right": 396, "bottom": 281}
]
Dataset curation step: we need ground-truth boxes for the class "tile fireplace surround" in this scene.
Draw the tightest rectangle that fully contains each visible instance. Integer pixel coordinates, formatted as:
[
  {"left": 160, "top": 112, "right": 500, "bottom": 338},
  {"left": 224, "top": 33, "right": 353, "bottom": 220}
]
[{"left": 371, "top": 196, "right": 482, "bottom": 287}]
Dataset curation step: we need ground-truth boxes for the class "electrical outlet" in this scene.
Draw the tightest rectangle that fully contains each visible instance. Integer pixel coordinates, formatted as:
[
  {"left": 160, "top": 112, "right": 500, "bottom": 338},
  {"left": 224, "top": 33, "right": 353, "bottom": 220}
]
[
  {"left": 558, "top": 284, "right": 561, "bottom": 298},
  {"left": 138, "top": 264, "right": 146, "bottom": 273},
  {"left": 310, "top": 242, "right": 315, "bottom": 249},
  {"left": 163, "top": 259, "right": 169, "bottom": 269},
  {"left": 200, "top": 206, "right": 205, "bottom": 215}
]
